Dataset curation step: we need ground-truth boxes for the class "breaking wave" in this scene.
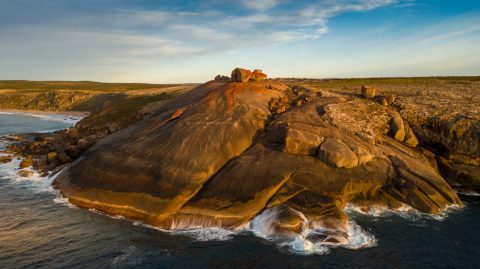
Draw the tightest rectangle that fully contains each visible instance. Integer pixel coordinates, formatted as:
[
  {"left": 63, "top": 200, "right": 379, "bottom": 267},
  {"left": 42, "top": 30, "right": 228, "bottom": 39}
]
[
  {"left": 248, "top": 206, "right": 376, "bottom": 255},
  {"left": 345, "top": 202, "right": 463, "bottom": 222}
]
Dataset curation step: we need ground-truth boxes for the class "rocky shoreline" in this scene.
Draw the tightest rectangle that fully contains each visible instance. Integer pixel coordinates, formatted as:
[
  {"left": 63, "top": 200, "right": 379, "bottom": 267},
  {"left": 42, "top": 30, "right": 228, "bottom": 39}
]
[{"left": 1, "top": 71, "right": 478, "bottom": 249}]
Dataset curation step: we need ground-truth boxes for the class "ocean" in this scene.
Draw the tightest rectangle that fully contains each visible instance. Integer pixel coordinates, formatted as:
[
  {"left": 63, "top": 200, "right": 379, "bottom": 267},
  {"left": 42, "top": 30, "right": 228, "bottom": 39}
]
[{"left": 1, "top": 112, "right": 479, "bottom": 269}]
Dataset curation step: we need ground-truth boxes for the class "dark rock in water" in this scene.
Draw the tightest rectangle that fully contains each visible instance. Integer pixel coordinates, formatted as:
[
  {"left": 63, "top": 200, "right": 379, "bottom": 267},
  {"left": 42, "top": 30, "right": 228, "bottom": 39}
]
[
  {"left": 0, "top": 155, "right": 13, "bottom": 163},
  {"left": 53, "top": 74, "right": 464, "bottom": 245},
  {"left": 19, "top": 157, "right": 33, "bottom": 168},
  {"left": 47, "top": 151, "right": 58, "bottom": 165},
  {"left": 17, "top": 169, "right": 34, "bottom": 177}
]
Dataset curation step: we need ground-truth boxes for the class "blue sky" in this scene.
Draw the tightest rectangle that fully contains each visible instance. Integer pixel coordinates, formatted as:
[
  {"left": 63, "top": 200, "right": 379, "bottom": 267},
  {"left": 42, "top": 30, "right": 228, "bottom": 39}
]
[{"left": 0, "top": 0, "right": 479, "bottom": 83}]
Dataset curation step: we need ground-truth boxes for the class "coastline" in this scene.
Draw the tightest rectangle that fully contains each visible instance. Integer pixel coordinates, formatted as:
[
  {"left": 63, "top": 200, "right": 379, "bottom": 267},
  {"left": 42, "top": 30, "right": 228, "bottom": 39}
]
[{"left": 0, "top": 109, "right": 90, "bottom": 117}]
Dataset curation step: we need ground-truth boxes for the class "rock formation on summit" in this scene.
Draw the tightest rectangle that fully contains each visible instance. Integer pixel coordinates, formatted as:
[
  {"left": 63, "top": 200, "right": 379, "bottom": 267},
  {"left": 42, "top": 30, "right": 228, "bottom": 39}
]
[
  {"left": 230, "top": 68, "right": 267, "bottom": 82},
  {"left": 52, "top": 69, "right": 475, "bottom": 249}
]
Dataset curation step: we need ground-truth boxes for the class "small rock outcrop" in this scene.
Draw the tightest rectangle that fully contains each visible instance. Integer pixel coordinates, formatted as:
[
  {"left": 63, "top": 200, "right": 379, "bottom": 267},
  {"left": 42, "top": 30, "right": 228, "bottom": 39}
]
[
  {"left": 214, "top": 75, "right": 230, "bottom": 81},
  {"left": 377, "top": 96, "right": 388, "bottom": 106},
  {"left": 253, "top": 69, "right": 267, "bottom": 81},
  {"left": 385, "top": 95, "right": 396, "bottom": 104},
  {"left": 361, "top": 86, "right": 376, "bottom": 99}
]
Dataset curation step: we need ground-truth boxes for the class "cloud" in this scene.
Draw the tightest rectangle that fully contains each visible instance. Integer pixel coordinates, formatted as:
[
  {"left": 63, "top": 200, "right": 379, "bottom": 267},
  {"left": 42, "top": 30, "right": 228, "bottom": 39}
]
[
  {"left": 242, "top": 0, "right": 278, "bottom": 11},
  {"left": 0, "top": 0, "right": 420, "bottom": 82},
  {"left": 0, "top": 0, "right": 402, "bottom": 59}
]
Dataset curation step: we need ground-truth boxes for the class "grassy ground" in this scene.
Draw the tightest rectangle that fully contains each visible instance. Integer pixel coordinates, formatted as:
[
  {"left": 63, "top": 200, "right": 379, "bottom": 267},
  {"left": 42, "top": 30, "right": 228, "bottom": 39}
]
[{"left": 0, "top": 80, "right": 197, "bottom": 112}]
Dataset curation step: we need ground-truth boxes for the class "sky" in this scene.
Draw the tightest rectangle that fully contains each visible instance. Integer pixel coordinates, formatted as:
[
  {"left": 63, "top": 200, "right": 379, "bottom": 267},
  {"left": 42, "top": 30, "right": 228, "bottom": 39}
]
[{"left": 0, "top": 0, "right": 479, "bottom": 83}]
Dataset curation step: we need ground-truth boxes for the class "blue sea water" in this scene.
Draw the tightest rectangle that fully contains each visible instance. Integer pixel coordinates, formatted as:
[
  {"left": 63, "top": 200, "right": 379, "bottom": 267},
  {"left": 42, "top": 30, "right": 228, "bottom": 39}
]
[{"left": 1, "top": 113, "right": 480, "bottom": 269}]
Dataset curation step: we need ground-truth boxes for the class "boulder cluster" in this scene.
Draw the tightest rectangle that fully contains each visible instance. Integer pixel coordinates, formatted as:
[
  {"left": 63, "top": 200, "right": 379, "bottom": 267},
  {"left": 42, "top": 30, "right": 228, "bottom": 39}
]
[
  {"left": 268, "top": 86, "right": 315, "bottom": 114},
  {"left": 230, "top": 68, "right": 267, "bottom": 82},
  {"left": 361, "top": 86, "right": 395, "bottom": 106},
  {"left": 214, "top": 68, "right": 267, "bottom": 83},
  {"left": 359, "top": 85, "right": 418, "bottom": 147}
]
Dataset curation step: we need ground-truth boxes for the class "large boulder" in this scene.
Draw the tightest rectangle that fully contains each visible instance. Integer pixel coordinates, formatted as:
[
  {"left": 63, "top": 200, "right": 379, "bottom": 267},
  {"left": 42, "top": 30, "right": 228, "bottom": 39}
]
[
  {"left": 230, "top": 68, "right": 254, "bottom": 82},
  {"left": 283, "top": 128, "right": 323, "bottom": 155},
  {"left": 390, "top": 114, "right": 405, "bottom": 142},
  {"left": 253, "top": 69, "right": 267, "bottom": 81},
  {"left": 404, "top": 122, "right": 419, "bottom": 147},
  {"left": 55, "top": 79, "right": 288, "bottom": 226},
  {"left": 361, "top": 86, "right": 376, "bottom": 99},
  {"left": 318, "top": 137, "right": 359, "bottom": 168}
]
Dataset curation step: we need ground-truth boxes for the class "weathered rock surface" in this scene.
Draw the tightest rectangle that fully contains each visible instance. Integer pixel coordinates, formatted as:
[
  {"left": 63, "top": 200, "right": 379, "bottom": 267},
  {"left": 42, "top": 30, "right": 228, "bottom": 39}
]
[
  {"left": 390, "top": 114, "right": 405, "bottom": 142},
  {"left": 318, "top": 138, "right": 358, "bottom": 168},
  {"left": 230, "top": 68, "right": 254, "bottom": 82},
  {"left": 282, "top": 127, "right": 323, "bottom": 155},
  {"left": 361, "top": 86, "right": 376, "bottom": 99},
  {"left": 404, "top": 122, "right": 419, "bottom": 147},
  {"left": 282, "top": 77, "right": 480, "bottom": 195},
  {"left": 253, "top": 69, "right": 267, "bottom": 81},
  {"left": 52, "top": 75, "right": 464, "bottom": 247}
]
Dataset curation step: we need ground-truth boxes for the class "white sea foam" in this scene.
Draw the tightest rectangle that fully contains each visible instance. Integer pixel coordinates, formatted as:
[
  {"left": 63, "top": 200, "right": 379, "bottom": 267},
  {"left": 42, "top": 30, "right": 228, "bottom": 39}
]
[
  {"left": 52, "top": 195, "right": 79, "bottom": 209},
  {"left": 248, "top": 206, "right": 376, "bottom": 255},
  {"left": 172, "top": 227, "right": 236, "bottom": 241},
  {"left": 457, "top": 190, "right": 480, "bottom": 197},
  {"left": 345, "top": 202, "right": 463, "bottom": 222}
]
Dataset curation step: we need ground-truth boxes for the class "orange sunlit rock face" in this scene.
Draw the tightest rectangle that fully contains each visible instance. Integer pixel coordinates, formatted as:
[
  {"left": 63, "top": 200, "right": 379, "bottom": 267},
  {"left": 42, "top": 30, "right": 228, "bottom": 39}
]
[
  {"left": 230, "top": 68, "right": 267, "bottom": 82},
  {"left": 53, "top": 71, "right": 464, "bottom": 246}
]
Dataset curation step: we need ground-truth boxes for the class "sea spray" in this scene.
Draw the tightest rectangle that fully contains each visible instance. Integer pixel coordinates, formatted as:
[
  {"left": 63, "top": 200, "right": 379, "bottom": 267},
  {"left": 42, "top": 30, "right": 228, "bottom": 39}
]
[{"left": 248, "top": 206, "right": 376, "bottom": 255}]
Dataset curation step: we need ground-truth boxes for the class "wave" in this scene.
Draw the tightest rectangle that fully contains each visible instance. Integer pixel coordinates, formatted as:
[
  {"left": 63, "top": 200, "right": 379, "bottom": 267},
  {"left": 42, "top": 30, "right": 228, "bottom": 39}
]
[
  {"left": 248, "top": 206, "right": 376, "bottom": 255},
  {"left": 0, "top": 111, "right": 84, "bottom": 125},
  {"left": 23, "top": 113, "right": 83, "bottom": 125},
  {"left": 457, "top": 190, "right": 480, "bottom": 197},
  {"left": 345, "top": 202, "right": 463, "bottom": 222}
]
